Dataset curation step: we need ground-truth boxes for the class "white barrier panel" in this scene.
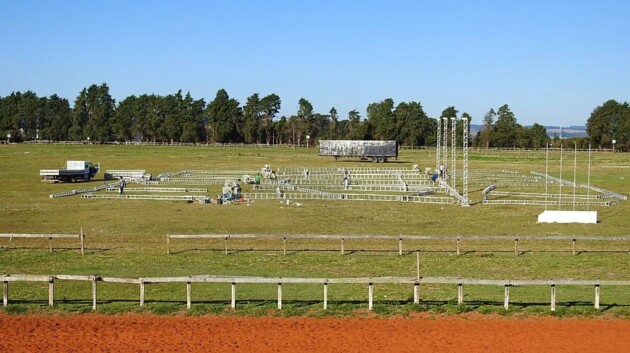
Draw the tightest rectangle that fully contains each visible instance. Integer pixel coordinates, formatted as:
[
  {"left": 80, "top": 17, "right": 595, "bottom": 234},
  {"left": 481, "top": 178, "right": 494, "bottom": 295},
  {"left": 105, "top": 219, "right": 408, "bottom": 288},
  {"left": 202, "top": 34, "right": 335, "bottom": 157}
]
[{"left": 537, "top": 210, "right": 598, "bottom": 224}]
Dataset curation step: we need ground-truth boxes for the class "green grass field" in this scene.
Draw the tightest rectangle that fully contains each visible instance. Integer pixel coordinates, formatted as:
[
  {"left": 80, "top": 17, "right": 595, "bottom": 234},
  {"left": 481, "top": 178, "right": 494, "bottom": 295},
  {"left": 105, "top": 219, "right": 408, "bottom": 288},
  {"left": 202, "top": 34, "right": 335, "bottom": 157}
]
[{"left": 1, "top": 144, "right": 629, "bottom": 317}]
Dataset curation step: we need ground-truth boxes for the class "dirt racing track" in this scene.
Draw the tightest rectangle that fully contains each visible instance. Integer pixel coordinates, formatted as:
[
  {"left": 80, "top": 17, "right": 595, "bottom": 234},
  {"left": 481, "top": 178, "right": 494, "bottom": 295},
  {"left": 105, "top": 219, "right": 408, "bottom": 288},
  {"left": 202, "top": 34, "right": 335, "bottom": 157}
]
[{"left": 1, "top": 314, "right": 629, "bottom": 353}]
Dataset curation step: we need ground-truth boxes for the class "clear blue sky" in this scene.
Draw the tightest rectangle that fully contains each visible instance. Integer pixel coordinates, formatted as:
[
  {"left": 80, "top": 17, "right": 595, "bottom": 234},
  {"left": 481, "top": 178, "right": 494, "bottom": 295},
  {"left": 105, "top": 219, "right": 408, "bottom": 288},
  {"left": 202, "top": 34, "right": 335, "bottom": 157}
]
[{"left": 1, "top": 0, "right": 628, "bottom": 126}]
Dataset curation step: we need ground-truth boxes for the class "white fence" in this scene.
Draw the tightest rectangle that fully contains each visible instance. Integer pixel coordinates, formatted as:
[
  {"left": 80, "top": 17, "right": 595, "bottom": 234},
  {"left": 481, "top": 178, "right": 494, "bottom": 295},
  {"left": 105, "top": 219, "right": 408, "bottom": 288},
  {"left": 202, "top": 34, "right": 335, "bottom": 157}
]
[
  {"left": 2, "top": 274, "right": 628, "bottom": 311},
  {"left": 0, "top": 229, "right": 85, "bottom": 255},
  {"left": 166, "top": 234, "right": 630, "bottom": 256}
]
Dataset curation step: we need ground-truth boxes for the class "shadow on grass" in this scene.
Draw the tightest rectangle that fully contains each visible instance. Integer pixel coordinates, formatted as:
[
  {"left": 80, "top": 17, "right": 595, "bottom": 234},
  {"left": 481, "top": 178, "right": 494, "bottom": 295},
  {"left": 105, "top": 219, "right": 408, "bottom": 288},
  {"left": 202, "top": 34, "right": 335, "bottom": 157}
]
[{"left": 169, "top": 247, "right": 629, "bottom": 256}]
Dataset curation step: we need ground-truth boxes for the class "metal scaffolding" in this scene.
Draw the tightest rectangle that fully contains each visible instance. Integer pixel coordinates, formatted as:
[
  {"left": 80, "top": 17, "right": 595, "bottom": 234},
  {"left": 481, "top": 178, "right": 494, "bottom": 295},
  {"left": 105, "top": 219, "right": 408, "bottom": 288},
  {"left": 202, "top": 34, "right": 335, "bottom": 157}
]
[
  {"left": 442, "top": 117, "right": 448, "bottom": 173},
  {"left": 462, "top": 117, "right": 469, "bottom": 204},
  {"left": 435, "top": 117, "right": 441, "bottom": 170},
  {"left": 451, "top": 117, "right": 456, "bottom": 190}
]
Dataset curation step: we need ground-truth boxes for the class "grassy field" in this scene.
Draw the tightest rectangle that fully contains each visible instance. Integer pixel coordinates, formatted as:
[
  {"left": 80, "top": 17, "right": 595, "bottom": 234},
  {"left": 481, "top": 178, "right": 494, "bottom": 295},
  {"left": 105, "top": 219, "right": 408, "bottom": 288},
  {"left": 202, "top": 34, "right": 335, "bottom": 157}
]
[{"left": 0, "top": 144, "right": 629, "bottom": 317}]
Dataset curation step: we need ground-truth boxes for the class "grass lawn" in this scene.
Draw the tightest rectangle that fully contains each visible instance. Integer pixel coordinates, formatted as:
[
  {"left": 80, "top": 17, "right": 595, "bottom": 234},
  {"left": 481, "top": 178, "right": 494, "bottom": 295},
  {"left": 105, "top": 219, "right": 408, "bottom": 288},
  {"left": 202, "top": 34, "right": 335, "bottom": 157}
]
[{"left": 0, "top": 144, "right": 628, "bottom": 317}]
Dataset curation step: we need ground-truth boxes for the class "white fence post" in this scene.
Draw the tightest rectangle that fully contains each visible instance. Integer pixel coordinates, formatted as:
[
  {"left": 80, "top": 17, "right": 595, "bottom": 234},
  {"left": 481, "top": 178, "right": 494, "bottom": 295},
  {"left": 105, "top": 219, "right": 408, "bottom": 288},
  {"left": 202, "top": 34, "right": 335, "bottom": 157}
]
[
  {"left": 48, "top": 276, "right": 54, "bottom": 307},
  {"left": 504, "top": 285, "right": 510, "bottom": 310},
  {"left": 550, "top": 284, "right": 556, "bottom": 311},
  {"left": 594, "top": 285, "right": 600, "bottom": 310},
  {"left": 91, "top": 276, "right": 97, "bottom": 310},
  {"left": 323, "top": 282, "right": 328, "bottom": 310},
  {"left": 457, "top": 283, "right": 463, "bottom": 304},
  {"left": 186, "top": 282, "right": 192, "bottom": 309},
  {"left": 80, "top": 227, "right": 85, "bottom": 256},
  {"left": 368, "top": 283, "right": 373, "bottom": 310},
  {"left": 413, "top": 282, "right": 420, "bottom": 304},
  {"left": 231, "top": 282, "right": 236, "bottom": 309},
  {"left": 277, "top": 283, "right": 283, "bottom": 310},
  {"left": 140, "top": 278, "right": 145, "bottom": 308},
  {"left": 3, "top": 281, "right": 8, "bottom": 307}
]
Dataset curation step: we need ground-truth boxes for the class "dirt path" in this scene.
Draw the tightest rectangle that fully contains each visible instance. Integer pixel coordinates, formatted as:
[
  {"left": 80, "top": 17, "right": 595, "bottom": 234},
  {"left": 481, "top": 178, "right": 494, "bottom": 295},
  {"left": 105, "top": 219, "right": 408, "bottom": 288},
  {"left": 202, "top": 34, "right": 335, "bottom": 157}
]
[{"left": 1, "top": 314, "right": 628, "bottom": 353}]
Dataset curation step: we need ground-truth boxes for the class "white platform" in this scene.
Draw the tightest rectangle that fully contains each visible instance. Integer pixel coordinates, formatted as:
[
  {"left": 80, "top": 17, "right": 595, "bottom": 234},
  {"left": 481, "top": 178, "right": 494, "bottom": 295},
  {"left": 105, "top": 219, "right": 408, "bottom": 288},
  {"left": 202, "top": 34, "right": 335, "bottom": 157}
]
[{"left": 537, "top": 210, "right": 598, "bottom": 224}]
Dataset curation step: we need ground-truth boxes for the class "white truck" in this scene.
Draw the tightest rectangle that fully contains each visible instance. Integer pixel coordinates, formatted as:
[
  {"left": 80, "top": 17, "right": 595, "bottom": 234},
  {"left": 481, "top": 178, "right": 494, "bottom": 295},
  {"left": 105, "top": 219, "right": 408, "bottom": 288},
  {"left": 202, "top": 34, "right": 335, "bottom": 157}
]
[
  {"left": 40, "top": 161, "right": 100, "bottom": 182},
  {"left": 318, "top": 140, "right": 398, "bottom": 163}
]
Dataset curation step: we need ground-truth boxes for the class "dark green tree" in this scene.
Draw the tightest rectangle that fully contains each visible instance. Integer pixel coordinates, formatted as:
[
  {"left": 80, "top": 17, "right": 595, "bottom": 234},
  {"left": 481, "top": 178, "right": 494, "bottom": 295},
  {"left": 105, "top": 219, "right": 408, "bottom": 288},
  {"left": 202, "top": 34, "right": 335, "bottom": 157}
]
[
  {"left": 529, "top": 123, "right": 548, "bottom": 149},
  {"left": 367, "top": 98, "right": 395, "bottom": 140},
  {"left": 493, "top": 104, "right": 518, "bottom": 147},
  {"left": 587, "top": 99, "right": 630, "bottom": 151},
  {"left": 85, "top": 83, "right": 115, "bottom": 142},
  {"left": 205, "top": 89, "right": 242, "bottom": 143},
  {"left": 259, "top": 94, "right": 281, "bottom": 144},
  {"left": 111, "top": 95, "right": 137, "bottom": 142},
  {"left": 243, "top": 93, "right": 261, "bottom": 144},
  {"left": 42, "top": 94, "right": 71, "bottom": 141},
  {"left": 297, "top": 98, "right": 314, "bottom": 146}
]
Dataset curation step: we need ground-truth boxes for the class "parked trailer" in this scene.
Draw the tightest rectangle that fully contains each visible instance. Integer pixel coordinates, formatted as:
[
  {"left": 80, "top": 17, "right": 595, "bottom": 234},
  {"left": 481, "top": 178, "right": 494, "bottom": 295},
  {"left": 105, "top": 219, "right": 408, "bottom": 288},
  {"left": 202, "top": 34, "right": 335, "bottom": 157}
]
[
  {"left": 40, "top": 161, "right": 100, "bottom": 183},
  {"left": 319, "top": 140, "right": 398, "bottom": 163}
]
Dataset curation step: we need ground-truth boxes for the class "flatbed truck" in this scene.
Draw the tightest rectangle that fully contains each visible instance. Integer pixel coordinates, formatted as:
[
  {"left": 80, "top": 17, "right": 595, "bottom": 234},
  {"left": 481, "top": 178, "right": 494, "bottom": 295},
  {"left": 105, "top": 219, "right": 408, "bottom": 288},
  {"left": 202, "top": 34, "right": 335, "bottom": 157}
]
[{"left": 40, "top": 161, "right": 100, "bottom": 182}]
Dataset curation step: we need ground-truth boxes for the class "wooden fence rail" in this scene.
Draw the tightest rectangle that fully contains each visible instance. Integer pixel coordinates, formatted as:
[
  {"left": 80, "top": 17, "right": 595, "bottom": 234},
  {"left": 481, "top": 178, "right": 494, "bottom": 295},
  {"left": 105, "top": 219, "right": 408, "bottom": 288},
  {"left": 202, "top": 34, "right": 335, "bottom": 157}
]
[
  {"left": 166, "top": 233, "right": 630, "bottom": 256},
  {"left": 2, "top": 274, "right": 628, "bottom": 312},
  {"left": 0, "top": 228, "right": 85, "bottom": 255}
]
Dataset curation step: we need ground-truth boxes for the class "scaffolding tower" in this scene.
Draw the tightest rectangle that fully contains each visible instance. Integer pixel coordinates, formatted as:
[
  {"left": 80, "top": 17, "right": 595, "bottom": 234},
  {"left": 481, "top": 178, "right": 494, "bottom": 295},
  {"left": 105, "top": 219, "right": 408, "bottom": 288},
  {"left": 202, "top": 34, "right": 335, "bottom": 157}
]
[
  {"left": 435, "top": 117, "right": 441, "bottom": 171},
  {"left": 442, "top": 117, "right": 448, "bottom": 174},
  {"left": 462, "top": 117, "right": 469, "bottom": 203},
  {"left": 451, "top": 117, "right": 457, "bottom": 190}
]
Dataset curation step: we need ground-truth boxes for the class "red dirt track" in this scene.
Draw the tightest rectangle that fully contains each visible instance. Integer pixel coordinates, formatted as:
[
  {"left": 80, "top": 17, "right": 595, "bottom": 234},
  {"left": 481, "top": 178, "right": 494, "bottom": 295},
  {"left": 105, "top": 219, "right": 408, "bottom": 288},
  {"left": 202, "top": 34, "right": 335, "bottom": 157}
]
[{"left": 1, "top": 314, "right": 629, "bottom": 352}]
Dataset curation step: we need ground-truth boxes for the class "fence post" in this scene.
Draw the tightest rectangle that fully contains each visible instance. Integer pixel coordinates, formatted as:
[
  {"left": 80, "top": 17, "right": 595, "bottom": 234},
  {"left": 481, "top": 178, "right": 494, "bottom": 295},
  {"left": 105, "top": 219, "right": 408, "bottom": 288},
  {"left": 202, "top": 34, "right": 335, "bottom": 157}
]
[
  {"left": 48, "top": 276, "right": 54, "bottom": 307},
  {"left": 341, "top": 238, "right": 344, "bottom": 255},
  {"left": 3, "top": 281, "right": 8, "bottom": 307},
  {"left": 91, "top": 276, "right": 97, "bottom": 310},
  {"left": 398, "top": 237, "right": 403, "bottom": 256},
  {"left": 80, "top": 227, "right": 85, "bottom": 256},
  {"left": 323, "top": 282, "right": 328, "bottom": 310},
  {"left": 185, "top": 282, "right": 191, "bottom": 309},
  {"left": 550, "top": 284, "right": 556, "bottom": 311},
  {"left": 140, "top": 278, "right": 145, "bottom": 308},
  {"left": 283, "top": 237, "right": 287, "bottom": 256},
  {"left": 416, "top": 251, "right": 420, "bottom": 281},
  {"left": 457, "top": 283, "right": 463, "bottom": 304},
  {"left": 572, "top": 239, "right": 576, "bottom": 256},
  {"left": 504, "top": 285, "right": 510, "bottom": 310},
  {"left": 414, "top": 281, "right": 420, "bottom": 304},
  {"left": 231, "top": 282, "right": 236, "bottom": 309},
  {"left": 48, "top": 237, "right": 53, "bottom": 253},
  {"left": 166, "top": 234, "right": 170, "bottom": 255},
  {"left": 277, "top": 282, "right": 283, "bottom": 310},
  {"left": 514, "top": 238, "right": 519, "bottom": 256},
  {"left": 368, "top": 283, "right": 374, "bottom": 310},
  {"left": 456, "top": 238, "right": 460, "bottom": 256},
  {"left": 594, "top": 284, "right": 600, "bottom": 310},
  {"left": 224, "top": 237, "right": 229, "bottom": 255}
]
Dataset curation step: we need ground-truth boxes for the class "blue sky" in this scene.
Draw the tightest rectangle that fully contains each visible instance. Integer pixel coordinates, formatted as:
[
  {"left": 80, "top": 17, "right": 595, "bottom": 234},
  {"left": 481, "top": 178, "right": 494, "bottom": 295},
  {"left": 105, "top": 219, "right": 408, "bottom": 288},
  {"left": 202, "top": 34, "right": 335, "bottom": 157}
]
[{"left": 1, "top": 0, "right": 628, "bottom": 126}]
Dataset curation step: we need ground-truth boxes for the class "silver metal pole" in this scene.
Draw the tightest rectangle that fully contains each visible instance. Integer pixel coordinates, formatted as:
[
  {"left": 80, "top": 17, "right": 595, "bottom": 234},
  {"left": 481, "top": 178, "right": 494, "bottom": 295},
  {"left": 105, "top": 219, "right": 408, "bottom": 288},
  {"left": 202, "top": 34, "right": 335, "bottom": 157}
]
[
  {"left": 559, "top": 143, "right": 563, "bottom": 210},
  {"left": 545, "top": 144, "right": 549, "bottom": 211},
  {"left": 573, "top": 143, "right": 577, "bottom": 211}
]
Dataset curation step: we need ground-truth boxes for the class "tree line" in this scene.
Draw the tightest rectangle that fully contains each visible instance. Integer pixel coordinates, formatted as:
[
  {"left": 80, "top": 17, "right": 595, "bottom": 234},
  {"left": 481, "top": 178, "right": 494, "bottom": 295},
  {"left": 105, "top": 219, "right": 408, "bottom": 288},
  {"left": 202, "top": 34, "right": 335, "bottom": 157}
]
[{"left": 0, "top": 83, "right": 627, "bottom": 151}]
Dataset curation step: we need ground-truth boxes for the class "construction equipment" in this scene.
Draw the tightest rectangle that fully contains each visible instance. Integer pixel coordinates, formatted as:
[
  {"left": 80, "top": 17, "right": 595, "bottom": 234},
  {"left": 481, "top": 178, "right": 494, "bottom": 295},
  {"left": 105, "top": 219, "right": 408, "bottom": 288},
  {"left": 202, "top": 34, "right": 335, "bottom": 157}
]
[
  {"left": 318, "top": 140, "right": 398, "bottom": 163},
  {"left": 40, "top": 161, "right": 100, "bottom": 183}
]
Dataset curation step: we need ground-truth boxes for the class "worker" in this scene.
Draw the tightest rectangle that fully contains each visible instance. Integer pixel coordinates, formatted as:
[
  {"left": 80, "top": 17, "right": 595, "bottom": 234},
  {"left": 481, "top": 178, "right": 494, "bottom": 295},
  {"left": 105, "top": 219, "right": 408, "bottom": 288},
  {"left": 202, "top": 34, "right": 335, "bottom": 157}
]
[
  {"left": 254, "top": 173, "right": 261, "bottom": 189},
  {"left": 118, "top": 176, "right": 126, "bottom": 195}
]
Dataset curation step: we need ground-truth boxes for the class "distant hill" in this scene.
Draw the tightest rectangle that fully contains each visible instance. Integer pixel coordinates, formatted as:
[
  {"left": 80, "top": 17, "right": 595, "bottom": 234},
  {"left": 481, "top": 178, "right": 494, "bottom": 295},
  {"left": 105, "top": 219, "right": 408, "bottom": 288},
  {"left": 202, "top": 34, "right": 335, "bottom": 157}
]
[{"left": 469, "top": 124, "right": 587, "bottom": 138}]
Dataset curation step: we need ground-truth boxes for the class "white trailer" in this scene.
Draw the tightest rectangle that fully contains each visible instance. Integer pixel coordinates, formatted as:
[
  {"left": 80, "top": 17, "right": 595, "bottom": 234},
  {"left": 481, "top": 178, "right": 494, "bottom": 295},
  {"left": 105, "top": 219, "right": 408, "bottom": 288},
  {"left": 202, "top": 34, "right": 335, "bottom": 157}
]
[
  {"left": 319, "top": 140, "right": 398, "bottom": 163},
  {"left": 40, "top": 161, "right": 100, "bottom": 182}
]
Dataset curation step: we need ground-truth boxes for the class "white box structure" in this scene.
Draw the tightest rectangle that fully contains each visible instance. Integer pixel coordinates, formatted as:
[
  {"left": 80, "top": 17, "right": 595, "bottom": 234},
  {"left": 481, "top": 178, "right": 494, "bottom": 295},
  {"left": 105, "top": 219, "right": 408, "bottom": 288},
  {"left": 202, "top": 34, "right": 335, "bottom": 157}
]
[{"left": 537, "top": 210, "right": 598, "bottom": 224}]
